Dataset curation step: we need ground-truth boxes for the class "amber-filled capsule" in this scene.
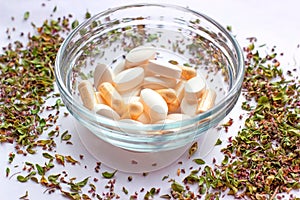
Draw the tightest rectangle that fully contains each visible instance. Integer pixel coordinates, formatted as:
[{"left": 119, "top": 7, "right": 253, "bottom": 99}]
[
  {"left": 98, "top": 82, "right": 124, "bottom": 115},
  {"left": 197, "top": 89, "right": 216, "bottom": 113}
]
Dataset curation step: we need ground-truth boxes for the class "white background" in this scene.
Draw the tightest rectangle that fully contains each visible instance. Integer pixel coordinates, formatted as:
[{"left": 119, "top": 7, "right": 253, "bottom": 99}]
[{"left": 0, "top": 0, "right": 300, "bottom": 199}]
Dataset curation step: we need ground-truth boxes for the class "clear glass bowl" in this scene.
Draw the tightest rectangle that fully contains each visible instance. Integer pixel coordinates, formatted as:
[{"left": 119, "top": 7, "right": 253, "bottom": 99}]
[{"left": 55, "top": 4, "right": 244, "bottom": 155}]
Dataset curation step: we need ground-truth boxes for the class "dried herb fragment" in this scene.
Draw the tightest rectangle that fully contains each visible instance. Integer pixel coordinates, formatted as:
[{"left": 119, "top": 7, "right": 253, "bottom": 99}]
[
  {"left": 188, "top": 142, "right": 198, "bottom": 158},
  {"left": 23, "top": 11, "right": 30, "bottom": 20},
  {"left": 193, "top": 158, "right": 205, "bottom": 165},
  {"left": 19, "top": 191, "right": 29, "bottom": 199},
  {"left": 102, "top": 170, "right": 117, "bottom": 179}
]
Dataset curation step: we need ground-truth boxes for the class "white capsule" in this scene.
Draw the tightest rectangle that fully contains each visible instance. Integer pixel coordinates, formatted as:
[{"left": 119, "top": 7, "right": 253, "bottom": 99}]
[
  {"left": 146, "top": 59, "right": 182, "bottom": 79},
  {"left": 93, "top": 103, "right": 121, "bottom": 120},
  {"left": 142, "top": 76, "right": 177, "bottom": 90},
  {"left": 112, "top": 60, "right": 126, "bottom": 75},
  {"left": 94, "top": 63, "right": 114, "bottom": 89},
  {"left": 180, "top": 97, "right": 198, "bottom": 116},
  {"left": 184, "top": 76, "right": 206, "bottom": 103},
  {"left": 125, "top": 46, "right": 156, "bottom": 68},
  {"left": 140, "top": 88, "right": 168, "bottom": 123},
  {"left": 174, "top": 80, "right": 186, "bottom": 102},
  {"left": 78, "top": 80, "right": 96, "bottom": 110},
  {"left": 113, "top": 67, "right": 144, "bottom": 92},
  {"left": 197, "top": 89, "right": 217, "bottom": 113}
]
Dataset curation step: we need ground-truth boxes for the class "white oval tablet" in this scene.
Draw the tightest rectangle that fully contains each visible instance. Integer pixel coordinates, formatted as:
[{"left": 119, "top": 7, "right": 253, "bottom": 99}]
[
  {"left": 184, "top": 76, "right": 206, "bottom": 103},
  {"left": 114, "top": 67, "right": 144, "bottom": 92},
  {"left": 94, "top": 63, "right": 114, "bottom": 89},
  {"left": 146, "top": 59, "right": 182, "bottom": 79},
  {"left": 142, "top": 76, "right": 177, "bottom": 90},
  {"left": 112, "top": 60, "right": 126, "bottom": 75},
  {"left": 125, "top": 46, "right": 156, "bottom": 68},
  {"left": 93, "top": 103, "right": 120, "bottom": 120},
  {"left": 140, "top": 88, "right": 168, "bottom": 123},
  {"left": 180, "top": 97, "right": 198, "bottom": 116},
  {"left": 78, "top": 80, "right": 96, "bottom": 110}
]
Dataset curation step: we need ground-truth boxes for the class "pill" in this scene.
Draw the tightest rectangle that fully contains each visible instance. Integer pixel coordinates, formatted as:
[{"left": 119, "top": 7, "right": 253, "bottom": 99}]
[
  {"left": 95, "top": 92, "right": 105, "bottom": 104},
  {"left": 119, "top": 86, "right": 141, "bottom": 102},
  {"left": 113, "top": 67, "right": 144, "bottom": 92},
  {"left": 197, "top": 88, "right": 216, "bottom": 113},
  {"left": 156, "top": 88, "right": 180, "bottom": 113},
  {"left": 147, "top": 59, "right": 182, "bottom": 79},
  {"left": 167, "top": 113, "right": 191, "bottom": 121},
  {"left": 78, "top": 80, "right": 96, "bottom": 110},
  {"left": 140, "top": 88, "right": 168, "bottom": 123},
  {"left": 180, "top": 97, "right": 198, "bottom": 116},
  {"left": 155, "top": 88, "right": 177, "bottom": 104},
  {"left": 98, "top": 82, "right": 124, "bottom": 115},
  {"left": 136, "top": 112, "right": 151, "bottom": 124},
  {"left": 125, "top": 46, "right": 156, "bottom": 68},
  {"left": 179, "top": 65, "right": 197, "bottom": 80},
  {"left": 128, "top": 101, "right": 144, "bottom": 120},
  {"left": 93, "top": 104, "right": 120, "bottom": 120},
  {"left": 167, "top": 98, "right": 181, "bottom": 113},
  {"left": 113, "top": 60, "right": 125, "bottom": 75},
  {"left": 94, "top": 63, "right": 114, "bottom": 89},
  {"left": 142, "top": 76, "right": 177, "bottom": 90},
  {"left": 184, "top": 76, "right": 206, "bottom": 103},
  {"left": 174, "top": 80, "right": 186, "bottom": 102}
]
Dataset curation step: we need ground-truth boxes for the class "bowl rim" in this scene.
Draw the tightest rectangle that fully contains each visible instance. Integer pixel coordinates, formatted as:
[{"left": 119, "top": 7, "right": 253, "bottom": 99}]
[{"left": 55, "top": 3, "right": 245, "bottom": 133}]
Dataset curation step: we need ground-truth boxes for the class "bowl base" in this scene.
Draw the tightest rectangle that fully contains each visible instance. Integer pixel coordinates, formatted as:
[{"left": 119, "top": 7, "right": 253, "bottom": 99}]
[{"left": 74, "top": 119, "right": 220, "bottom": 173}]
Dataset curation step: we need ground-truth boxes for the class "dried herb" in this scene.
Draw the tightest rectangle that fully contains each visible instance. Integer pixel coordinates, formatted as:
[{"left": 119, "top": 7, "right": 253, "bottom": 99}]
[
  {"left": 102, "top": 170, "right": 117, "bottom": 179},
  {"left": 23, "top": 11, "right": 30, "bottom": 20},
  {"left": 188, "top": 142, "right": 198, "bottom": 158}
]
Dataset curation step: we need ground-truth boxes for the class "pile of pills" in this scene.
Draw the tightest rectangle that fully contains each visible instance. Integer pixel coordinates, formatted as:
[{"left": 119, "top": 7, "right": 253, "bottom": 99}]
[{"left": 78, "top": 46, "right": 216, "bottom": 125}]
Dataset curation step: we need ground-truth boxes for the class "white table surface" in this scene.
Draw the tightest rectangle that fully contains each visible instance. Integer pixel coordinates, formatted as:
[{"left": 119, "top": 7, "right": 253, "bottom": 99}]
[{"left": 1, "top": 0, "right": 300, "bottom": 199}]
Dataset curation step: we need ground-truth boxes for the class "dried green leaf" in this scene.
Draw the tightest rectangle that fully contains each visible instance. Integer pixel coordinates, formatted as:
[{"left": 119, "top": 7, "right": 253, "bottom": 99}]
[
  {"left": 171, "top": 181, "right": 185, "bottom": 193},
  {"left": 24, "top": 11, "right": 30, "bottom": 20},
  {"left": 42, "top": 152, "right": 54, "bottom": 159},
  {"left": 193, "top": 158, "right": 205, "bottom": 165},
  {"left": 102, "top": 170, "right": 117, "bottom": 179},
  {"left": 188, "top": 142, "right": 198, "bottom": 158},
  {"left": 215, "top": 138, "right": 222, "bottom": 146},
  {"left": 61, "top": 130, "right": 72, "bottom": 141},
  {"left": 55, "top": 154, "right": 65, "bottom": 166}
]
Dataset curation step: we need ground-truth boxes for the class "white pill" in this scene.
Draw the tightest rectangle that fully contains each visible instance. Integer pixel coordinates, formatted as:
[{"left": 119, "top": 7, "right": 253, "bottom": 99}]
[
  {"left": 119, "top": 86, "right": 141, "bottom": 101},
  {"left": 197, "top": 89, "right": 217, "bottom": 113},
  {"left": 174, "top": 80, "right": 186, "bottom": 102},
  {"left": 136, "top": 112, "right": 151, "bottom": 124},
  {"left": 180, "top": 97, "right": 198, "bottom": 116},
  {"left": 125, "top": 46, "right": 156, "bottom": 68},
  {"left": 93, "top": 103, "right": 121, "bottom": 120},
  {"left": 113, "top": 67, "right": 144, "bottom": 92},
  {"left": 167, "top": 113, "right": 191, "bottom": 121},
  {"left": 142, "top": 76, "right": 177, "bottom": 90},
  {"left": 113, "top": 60, "right": 126, "bottom": 75},
  {"left": 94, "top": 63, "right": 114, "bottom": 89},
  {"left": 184, "top": 76, "right": 206, "bottom": 103},
  {"left": 147, "top": 59, "right": 182, "bottom": 79},
  {"left": 140, "top": 88, "right": 168, "bottom": 123},
  {"left": 78, "top": 80, "right": 96, "bottom": 110}
]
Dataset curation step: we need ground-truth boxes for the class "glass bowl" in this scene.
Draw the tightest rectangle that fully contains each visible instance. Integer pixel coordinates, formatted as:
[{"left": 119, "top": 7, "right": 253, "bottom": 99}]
[{"left": 55, "top": 3, "right": 244, "bottom": 172}]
